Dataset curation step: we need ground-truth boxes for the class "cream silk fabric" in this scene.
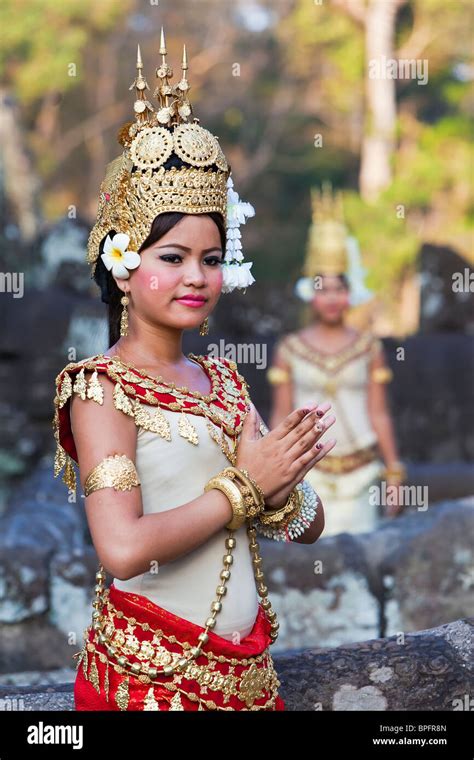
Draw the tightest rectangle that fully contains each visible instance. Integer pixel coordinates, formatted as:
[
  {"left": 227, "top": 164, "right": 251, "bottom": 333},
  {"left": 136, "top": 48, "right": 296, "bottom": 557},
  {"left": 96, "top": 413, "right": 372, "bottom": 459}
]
[
  {"left": 113, "top": 408, "right": 259, "bottom": 641},
  {"left": 279, "top": 333, "right": 379, "bottom": 456},
  {"left": 279, "top": 333, "right": 384, "bottom": 535}
]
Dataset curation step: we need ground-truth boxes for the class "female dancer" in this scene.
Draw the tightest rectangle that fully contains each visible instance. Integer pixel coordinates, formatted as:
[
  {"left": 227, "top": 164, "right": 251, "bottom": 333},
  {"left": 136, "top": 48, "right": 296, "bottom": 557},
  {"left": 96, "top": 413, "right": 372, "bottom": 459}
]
[
  {"left": 268, "top": 186, "right": 404, "bottom": 536},
  {"left": 52, "top": 35, "right": 336, "bottom": 711}
]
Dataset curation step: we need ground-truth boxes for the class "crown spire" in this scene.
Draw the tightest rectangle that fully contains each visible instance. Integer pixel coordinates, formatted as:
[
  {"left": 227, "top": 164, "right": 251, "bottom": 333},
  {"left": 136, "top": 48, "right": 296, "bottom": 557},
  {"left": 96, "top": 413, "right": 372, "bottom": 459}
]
[
  {"left": 154, "top": 26, "right": 175, "bottom": 124},
  {"left": 311, "top": 181, "right": 345, "bottom": 223},
  {"left": 171, "top": 43, "right": 193, "bottom": 123},
  {"left": 129, "top": 44, "right": 154, "bottom": 126},
  {"left": 159, "top": 25, "right": 166, "bottom": 56}
]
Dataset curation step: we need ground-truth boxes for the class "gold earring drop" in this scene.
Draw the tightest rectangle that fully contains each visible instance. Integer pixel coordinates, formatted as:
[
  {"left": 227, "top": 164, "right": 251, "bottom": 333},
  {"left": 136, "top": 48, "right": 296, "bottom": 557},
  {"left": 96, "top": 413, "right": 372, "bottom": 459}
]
[
  {"left": 120, "top": 294, "right": 129, "bottom": 337},
  {"left": 199, "top": 317, "right": 209, "bottom": 336}
]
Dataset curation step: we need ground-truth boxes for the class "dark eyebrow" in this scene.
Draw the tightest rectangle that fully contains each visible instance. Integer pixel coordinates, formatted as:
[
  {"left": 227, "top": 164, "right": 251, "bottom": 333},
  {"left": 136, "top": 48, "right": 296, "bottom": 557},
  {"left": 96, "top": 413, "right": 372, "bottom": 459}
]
[{"left": 155, "top": 243, "right": 222, "bottom": 254}]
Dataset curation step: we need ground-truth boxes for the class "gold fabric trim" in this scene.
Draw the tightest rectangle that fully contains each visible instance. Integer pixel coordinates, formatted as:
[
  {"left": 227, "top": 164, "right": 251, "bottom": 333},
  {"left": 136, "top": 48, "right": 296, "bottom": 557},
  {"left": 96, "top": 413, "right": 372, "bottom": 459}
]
[
  {"left": 76, "top": 586, "right": 281, "bottom": 711},
  {"left": 78, "top": 639, "right": 280, "bottom": 711},
  {"left": 74, "top": 589, "right": 281, "bottom": 711},
  {"left": 280, "top": 331, "right": 375, "bottom": 374},
  {"left": 314, "top": 443, "right": 379, "bottom": 474}
]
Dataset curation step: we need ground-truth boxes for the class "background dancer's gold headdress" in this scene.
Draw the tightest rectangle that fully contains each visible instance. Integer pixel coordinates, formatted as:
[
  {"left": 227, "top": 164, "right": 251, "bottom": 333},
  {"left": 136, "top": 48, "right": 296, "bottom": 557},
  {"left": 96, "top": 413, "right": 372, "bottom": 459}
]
[
  {"left": 87, "top": 29, "right": 255, "bottom": 293},
  {"left": 303, "top": 182, "right": 348, "bottom": 276},
  {"left": 295, "top": 181, "right": 372, "bottom": 306}
]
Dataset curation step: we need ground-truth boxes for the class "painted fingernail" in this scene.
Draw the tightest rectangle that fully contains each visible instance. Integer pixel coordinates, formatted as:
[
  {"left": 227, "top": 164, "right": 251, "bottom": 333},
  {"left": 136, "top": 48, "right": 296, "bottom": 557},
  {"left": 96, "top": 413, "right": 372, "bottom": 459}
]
[
  {"left": 316, "top": 442, "right": 323, "bottom": 450},
  {"left": 315, "top": 423, "right": 324, "bottom": 432},
  {"left": 316, "top": 410, "right": 324, "bottom": 417}
]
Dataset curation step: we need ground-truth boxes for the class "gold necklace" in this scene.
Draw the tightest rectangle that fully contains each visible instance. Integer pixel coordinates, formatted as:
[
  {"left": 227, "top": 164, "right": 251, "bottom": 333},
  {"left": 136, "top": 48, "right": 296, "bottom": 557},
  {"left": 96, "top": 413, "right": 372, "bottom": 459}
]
[{"left": 104, "top": 352, "right": 218, "bottom": 401}]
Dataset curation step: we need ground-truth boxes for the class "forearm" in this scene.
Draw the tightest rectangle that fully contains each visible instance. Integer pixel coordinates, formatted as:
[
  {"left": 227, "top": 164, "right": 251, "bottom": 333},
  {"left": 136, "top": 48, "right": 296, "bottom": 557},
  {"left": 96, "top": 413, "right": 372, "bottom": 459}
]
[
  {"left": 101, "top": 489, "right": 233, "bottom": 580},
  {"left": 370, "top": 411, "right": 400, "bottom": 465},
  {"left": 268, "top": 373, "right": 294, "bottom": 430}
]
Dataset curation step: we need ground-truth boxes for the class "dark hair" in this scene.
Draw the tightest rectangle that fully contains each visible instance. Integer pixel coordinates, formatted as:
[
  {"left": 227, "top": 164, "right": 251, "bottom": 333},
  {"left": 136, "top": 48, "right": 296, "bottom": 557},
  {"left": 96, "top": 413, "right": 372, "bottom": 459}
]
[{"left": 94, "top": 211, "right": 225, "bottom": 345}]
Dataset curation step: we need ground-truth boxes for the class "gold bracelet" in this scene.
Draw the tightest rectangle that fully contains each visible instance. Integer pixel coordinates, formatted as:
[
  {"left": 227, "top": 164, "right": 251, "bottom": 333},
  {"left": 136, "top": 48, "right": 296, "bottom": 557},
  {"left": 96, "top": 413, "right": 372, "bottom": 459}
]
[
  {"left": 84, "top": 454, "right": 141, "bottom": 497},
  {"left": 240, "top": 468, "right": 266, "bottom": 503},
  {"left": 382, "top": 461, "right": 406, "bottom": 483},
  {"left": 204, "top": 475, "right": 247, "bottom": 530},
  {"left": 258, "top": 488, "right": 302, "bottom": 526},
  {"left": 220, "top": 466, "right": 266, "bottom": 519}
]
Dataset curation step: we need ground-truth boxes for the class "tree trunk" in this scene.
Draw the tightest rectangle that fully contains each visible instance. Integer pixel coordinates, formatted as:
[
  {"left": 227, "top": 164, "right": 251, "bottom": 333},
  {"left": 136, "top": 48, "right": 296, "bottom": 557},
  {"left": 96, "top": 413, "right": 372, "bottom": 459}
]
[
  {"left": 0, "top": 87, "right": 42, "bottom": 243},
  {"left": 360, "top": 0, "right": 402, "bottom": 201}
]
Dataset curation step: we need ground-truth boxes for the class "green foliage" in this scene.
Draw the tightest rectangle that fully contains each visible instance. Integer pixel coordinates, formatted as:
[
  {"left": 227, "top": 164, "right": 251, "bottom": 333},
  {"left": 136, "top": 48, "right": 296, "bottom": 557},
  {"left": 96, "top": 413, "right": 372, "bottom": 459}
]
[
  {"left": 269, "top": 0, "right": 474, "bottom": 297},
  {"left": 0, "top": 0, "right": 132, "bottom": 101},
  {"left": 342, "top": 191, "right": 419, "bottom": 296}
]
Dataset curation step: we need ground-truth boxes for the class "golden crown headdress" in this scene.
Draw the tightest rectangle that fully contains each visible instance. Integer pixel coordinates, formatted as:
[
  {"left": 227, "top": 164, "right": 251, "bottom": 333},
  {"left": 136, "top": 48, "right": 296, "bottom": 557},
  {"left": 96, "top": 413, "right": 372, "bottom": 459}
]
[
  {"left": 295, "top": 182, "right": 372, "bottom": 305},
  {"left": 303, "top": 182, "right": 348, "bottom": 277},
  {"left": 87, "top": 29, "right": 255, "bottom": 293}
]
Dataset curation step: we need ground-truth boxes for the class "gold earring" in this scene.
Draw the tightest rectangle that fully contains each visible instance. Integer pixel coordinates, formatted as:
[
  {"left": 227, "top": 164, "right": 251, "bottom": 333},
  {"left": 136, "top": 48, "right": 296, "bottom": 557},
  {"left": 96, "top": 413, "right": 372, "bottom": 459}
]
[
  {"left": 199, "top": 317, "right": 209, "bottom": 336},
  {"left": 120, "top": 294, "right": 129, "bottom": 337}
]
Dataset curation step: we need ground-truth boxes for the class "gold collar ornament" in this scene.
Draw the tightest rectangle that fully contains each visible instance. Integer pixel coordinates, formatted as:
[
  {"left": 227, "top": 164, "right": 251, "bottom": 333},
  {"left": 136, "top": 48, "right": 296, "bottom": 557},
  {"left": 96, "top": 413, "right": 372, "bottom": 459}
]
[
  {"left": 87, "top": 28, "right": 255, "bottom": 293},
  {"left": 294, "top": 181, "right": 372, "bottom": 306}
]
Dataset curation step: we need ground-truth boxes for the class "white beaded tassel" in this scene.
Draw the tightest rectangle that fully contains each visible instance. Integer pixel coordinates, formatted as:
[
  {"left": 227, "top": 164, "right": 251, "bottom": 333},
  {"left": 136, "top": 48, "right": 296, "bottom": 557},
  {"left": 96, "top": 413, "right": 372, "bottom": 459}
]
[
  {"left": 255, "top": 480, "right": 320, "bottom": 542},
  {"left": 221, "top": 176, "right": 256, "bottom": 293}
]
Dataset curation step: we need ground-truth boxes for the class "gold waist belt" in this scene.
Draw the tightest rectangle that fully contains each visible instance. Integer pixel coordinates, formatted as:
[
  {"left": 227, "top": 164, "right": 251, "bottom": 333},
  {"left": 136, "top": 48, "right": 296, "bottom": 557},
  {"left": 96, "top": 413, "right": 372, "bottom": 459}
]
[{"left": 314, "top": 443, "right": 379, "bottom": 475}]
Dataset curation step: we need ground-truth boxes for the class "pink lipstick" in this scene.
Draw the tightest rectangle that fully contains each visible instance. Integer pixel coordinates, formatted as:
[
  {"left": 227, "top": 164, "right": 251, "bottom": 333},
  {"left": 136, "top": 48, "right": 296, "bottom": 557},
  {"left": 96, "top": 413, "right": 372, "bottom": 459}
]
[{"left": 175, "top": 294, "right": 207, "bottom": 308}]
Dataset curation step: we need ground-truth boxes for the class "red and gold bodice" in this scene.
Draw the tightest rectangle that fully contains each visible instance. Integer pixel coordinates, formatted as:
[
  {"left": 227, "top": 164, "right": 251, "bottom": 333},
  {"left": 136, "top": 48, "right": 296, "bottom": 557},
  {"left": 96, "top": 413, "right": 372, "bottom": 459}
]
[{"left": 52, "top": 352, "right": 252, "bottom": 499}]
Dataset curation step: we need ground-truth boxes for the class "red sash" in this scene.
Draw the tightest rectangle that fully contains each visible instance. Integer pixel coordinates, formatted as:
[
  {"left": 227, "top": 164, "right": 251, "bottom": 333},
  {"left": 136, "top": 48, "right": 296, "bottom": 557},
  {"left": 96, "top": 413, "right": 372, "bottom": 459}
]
[{"left": 74, "top": 583, "right": 285, "bottom": 711}]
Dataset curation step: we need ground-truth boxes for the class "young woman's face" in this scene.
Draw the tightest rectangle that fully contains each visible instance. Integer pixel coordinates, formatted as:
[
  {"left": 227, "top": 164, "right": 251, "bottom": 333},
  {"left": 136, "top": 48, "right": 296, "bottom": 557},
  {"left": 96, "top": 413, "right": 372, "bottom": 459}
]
[
  {"left": 117, "top": 214, "right": 224, "bottom": 332},
  {"left": 311, "top": 275, "right": 350, "bottom": 325}
]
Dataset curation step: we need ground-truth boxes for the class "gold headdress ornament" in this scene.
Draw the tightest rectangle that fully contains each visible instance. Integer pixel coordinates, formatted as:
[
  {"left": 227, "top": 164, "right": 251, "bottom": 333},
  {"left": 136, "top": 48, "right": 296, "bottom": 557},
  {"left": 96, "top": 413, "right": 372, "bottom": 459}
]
[
  {"left": 87, "top": 29, "right": 255, "bottom": 293},
  {"left": 303, "top": 181, "right": 348, "bottom": 277},
  {"left": 295, "top": 181, "right": 372, "bottom": 305}
]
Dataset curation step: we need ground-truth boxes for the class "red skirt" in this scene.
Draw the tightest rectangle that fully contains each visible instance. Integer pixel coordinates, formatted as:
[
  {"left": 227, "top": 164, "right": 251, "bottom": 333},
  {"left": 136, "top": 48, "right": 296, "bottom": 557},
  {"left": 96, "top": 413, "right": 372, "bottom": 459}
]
[{"left": 74, "top": 583, "right": 285, "bottom": 711}]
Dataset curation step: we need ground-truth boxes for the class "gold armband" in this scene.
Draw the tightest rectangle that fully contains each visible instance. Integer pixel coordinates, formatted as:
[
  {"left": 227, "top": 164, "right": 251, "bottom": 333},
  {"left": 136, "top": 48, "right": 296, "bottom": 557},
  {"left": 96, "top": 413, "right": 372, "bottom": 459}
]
[
  {"left": 372, "top": 366, "right": 393, "bottom": 384},
  {"left": 266, "top": 366, "right": 291, "bottom": 385},
  {"left": 84, "top": 454, "right": 141, "bottom": 497}
]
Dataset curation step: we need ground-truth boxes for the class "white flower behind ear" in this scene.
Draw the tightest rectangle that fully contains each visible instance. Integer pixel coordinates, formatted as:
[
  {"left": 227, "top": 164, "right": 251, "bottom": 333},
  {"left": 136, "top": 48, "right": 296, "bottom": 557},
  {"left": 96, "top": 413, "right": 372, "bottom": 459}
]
[
  {"left": 101, "top": 233, "right": 141, "bottom": 279},
  {"left": 294, "top": 276, "right": 314, "bottom": 302}
]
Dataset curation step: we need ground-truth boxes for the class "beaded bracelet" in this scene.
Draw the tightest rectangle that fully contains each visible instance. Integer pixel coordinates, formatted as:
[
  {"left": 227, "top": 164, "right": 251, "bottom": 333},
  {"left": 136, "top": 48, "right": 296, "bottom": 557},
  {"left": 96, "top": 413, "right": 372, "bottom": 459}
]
[{"left": 254, "top": 479, "right": 319, "bottom": 542}]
